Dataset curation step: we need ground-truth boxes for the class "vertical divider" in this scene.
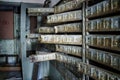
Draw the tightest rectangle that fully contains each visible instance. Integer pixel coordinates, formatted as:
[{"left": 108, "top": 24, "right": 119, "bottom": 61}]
[
  {"left": 20, "top": 3, "right": 42, "bottom": 80},
  {"left": 85, "top": 0, "right": 90, "bottom": 80},
  {"left": 82, "top": 1, "right": 86, "bottom": 80},
  {"left": 20, "top": 3, "right": 27, "bottom": 80}
]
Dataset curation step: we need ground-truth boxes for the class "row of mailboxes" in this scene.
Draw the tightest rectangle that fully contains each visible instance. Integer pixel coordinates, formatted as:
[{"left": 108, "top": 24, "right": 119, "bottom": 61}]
[
  {"left": 87, "top": 35, "right": 120, "bottom": 50},
  {"left": 54, "top": 0, "right": 84, "bottom": 13},
  {"left": 38, "top": 23, "right": 82, "bottom": 33},
  {"left": 47, "top": 10, "right": 82, "bottom": 23},
  {"left": 38, "top": 35, "right": 82, "bottom": 45},
  {"left": 86, "top": 0, "right": 120, "bottom": 17},
  {"left": 86, "top": 16, "right": 120, "bottom": 31},
  {"left": 86, "top": 48, "right": 120, "bottom": 71}
]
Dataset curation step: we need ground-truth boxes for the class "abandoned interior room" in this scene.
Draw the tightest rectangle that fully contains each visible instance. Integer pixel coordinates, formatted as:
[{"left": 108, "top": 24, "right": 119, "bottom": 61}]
[{"left": 0, "top": 0, "right": 120, "bottom": 80}]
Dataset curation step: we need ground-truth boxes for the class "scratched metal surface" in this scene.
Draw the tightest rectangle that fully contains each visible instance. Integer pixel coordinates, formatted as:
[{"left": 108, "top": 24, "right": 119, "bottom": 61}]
[
  {"left": 54, "top": 23, "right": 82, "bottom": 33},
  {"left": 0, "top": 40, "right": 16, "bottom": 63}
]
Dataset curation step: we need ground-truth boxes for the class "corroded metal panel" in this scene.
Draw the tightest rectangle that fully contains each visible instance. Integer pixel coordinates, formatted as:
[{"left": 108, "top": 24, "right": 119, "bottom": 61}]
[
  {"left": 54, "top": 0, "right": 84, "bottom": 13},
  {"left": 47, "top": 10, "right": 82, "bottom": 23},
  {"left": 56, "top": 45, "right": 82, "bottom": 57},
  {"left": 39, "top": 35, "right": 82, "bottom": 45},
  {"left": 54, "top": 23, "right": 82, "bottom": 33}
]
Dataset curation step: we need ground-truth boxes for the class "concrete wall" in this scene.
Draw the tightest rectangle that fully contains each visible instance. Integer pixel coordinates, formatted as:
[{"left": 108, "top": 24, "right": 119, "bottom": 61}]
[{"left": 0, "top": 6, "right": 20, "bottom": 63}]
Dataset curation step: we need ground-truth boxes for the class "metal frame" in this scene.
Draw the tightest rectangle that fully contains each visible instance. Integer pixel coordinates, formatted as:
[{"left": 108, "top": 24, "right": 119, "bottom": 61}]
[
  {"left": 20, "top": 1, "right": 91, "bottom": 80},
  {"left": 84, "top": 1, "right": 90, "bottom": 80},
  {"left": 20, "top": 3, "right": 42, "bottom": 80},
  {"left": 85, "top": 0, "right": 120, "bottom": 80},
  {"left": 82, "top": 1, "right": 87, "bottom": 80}
]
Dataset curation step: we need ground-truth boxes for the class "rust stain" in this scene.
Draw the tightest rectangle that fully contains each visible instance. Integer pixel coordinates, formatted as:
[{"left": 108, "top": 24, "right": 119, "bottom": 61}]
[{"left": 0, "top": 11, "right": 13, "bottom": 39}]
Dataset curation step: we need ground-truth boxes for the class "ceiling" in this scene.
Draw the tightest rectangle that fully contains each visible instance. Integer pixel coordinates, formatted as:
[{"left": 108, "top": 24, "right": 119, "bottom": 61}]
[
  {"left": 0, "top": 0, "right": 46, "bottom": 4},
  {"left": 0, "top": 0, "right": 61, "bottom": 7},
  {"left": 0, "top": 0, "right": 46, "bottom": 7}
]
